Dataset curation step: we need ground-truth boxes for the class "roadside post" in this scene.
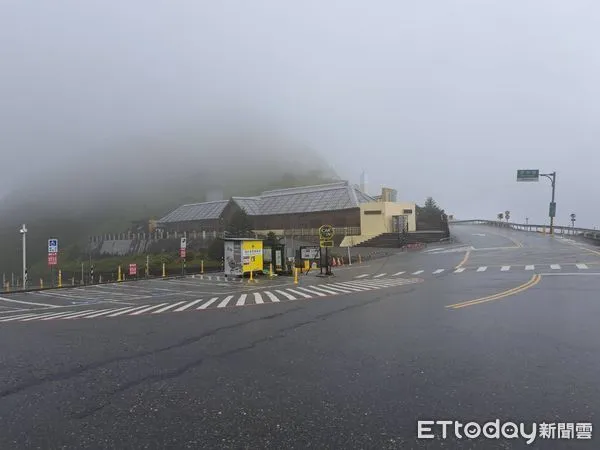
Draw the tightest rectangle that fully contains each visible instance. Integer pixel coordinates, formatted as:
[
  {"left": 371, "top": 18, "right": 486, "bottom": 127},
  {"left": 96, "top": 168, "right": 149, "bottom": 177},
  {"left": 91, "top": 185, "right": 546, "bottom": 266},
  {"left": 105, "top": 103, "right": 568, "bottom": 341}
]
[
  {"left": 48, "top": 238, "right": 58, "bottom": 287},
  {"left": 516, "top": 169, "right": 557, "bottom": 234},
  {"left": 58, "top": 270, "right": 62, "bottom": 288},
  {"left": 180, "top": 237, "right": 187, "bottom": 277},
  {"left": 319, "top": 225, "right": 335, "bottom": 276}
]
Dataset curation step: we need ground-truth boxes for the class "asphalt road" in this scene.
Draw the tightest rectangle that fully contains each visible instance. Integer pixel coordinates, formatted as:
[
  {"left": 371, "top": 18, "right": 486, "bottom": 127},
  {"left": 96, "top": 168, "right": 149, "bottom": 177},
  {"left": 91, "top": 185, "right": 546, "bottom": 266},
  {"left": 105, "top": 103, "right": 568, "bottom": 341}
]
[{"left": 1, "top": 224, "right": 599, "bottom": 449}]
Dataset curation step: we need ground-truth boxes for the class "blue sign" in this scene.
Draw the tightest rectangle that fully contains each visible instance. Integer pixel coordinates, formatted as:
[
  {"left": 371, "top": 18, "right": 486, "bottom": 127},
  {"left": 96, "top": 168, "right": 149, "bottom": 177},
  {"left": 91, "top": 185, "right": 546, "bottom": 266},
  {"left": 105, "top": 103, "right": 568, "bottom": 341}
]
[{"left": 48, "top": 238, "right": 58, "bottom": 253}]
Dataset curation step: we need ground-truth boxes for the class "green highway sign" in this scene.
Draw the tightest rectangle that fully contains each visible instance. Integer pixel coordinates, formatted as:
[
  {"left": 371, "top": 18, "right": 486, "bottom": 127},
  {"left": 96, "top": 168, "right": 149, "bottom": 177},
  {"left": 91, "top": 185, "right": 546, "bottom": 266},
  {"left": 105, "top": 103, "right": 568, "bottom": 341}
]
[{"left": 516, "top": 169, "right": 539, "bottom": 182}]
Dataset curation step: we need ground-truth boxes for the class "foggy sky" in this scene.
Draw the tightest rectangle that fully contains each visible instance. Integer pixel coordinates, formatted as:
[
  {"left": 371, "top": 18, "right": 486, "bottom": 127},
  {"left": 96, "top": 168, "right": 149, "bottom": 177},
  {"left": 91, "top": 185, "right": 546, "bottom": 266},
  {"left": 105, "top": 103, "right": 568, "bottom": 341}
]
[{"left": 1, "top": 1, "right": 599, "bottom": 228}]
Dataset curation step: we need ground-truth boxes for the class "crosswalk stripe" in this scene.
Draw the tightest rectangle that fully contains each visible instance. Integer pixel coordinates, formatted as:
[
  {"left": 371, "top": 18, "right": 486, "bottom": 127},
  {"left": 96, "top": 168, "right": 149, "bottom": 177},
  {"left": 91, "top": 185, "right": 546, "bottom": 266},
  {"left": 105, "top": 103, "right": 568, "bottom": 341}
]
[
  {"left": 412, "top": 270, "right": 424, "bottom": 275},
  {"left": 297, "top": 287, "right": 326, "bottom": 297},
  {"left": 198, "top": 297, "right": 219, "bottom": 309},
  {"left": 287, "top": 288, "right": 313, "bottom": 298},
  {"left": 476, "top": 266, "right": 487, "bottom": 272},
  {"left": 525, "top": 265, "right": 535, "bottom": 271},
  {"left": 106, "top": 305, "right": 150, "bottom": 317},
  {"left": 306, "top": 285, "right": 341, "bottom": 295},
  {"left": 74, "top": 308, "right": 124, "bottom": 319},
  {"left": 174, "top": 299, "right": 204, "bottom": 312},
  {"left": 152, "top": 302, "right": 187, "bottom": 314},
  {"left": 0, "top": 313, "right": 41, "bottom": 322},
  {"left": 319, "top": 285, "right": 354, "bottom": 293},
  {"left": 373, "top": 273, "right": 387, "bottom": 278},
  {"left": 550, "top": 264, "right": 561, "bottom": 270},
  {"left": 264, "top": 291, "right": 280, "bottom": 303},
  {"left": 275, "top": 290, "right": 296, "bottom": 300},
  {"left": 21, "top": 311, "right": 72, "bottom": 321},
  {"left": 130, "top": 303, "right": 169, "bottom": 315},
  {"left": 393, "top": 271, "right": 406, "bottom": 276},
  {"left": 501, "top": 266, "right": 511, "bottom": 271},
  {"left": 217, "top": 295, "right": 234, "bottom": 308},
  {"left": 576, "top": 263, "right": 589, "bottom": 270},
  {"left": 236, "top": 294, "right": 248, "bottom": 306},
  {"left": 338, "top": 282, "right": 377, "bottom": 290},
  {"left": 253, "top": 293, "right": 264, "bottom": 304},
  {"left": 328, "top": 283, "right": 367, "bottom": 291},
  {"left": 355, "top": 274, "right": 370, "bottom": 278},
  {"left": 42, "top": 310, "right": 95, "bottom": 321},
  {"left": 454, "top": 268, "right": 465, "bottom": 273},
  {"left": 432, "top": 269, "right": 445, "bottom": 274}
]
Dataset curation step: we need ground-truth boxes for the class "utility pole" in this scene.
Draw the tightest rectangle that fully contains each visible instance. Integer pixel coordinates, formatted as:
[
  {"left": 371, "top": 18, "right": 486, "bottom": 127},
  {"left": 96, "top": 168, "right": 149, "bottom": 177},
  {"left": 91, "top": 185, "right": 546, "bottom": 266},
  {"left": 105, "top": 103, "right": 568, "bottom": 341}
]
[
  {"left": 570, "top": 213, "right": 576, "bottom": 235},
  {"left": 19, "top": 224, "right": 27, "bottom": 288},
  {"left": 516, "top": 169, "right": 557, "bottom": 234}
]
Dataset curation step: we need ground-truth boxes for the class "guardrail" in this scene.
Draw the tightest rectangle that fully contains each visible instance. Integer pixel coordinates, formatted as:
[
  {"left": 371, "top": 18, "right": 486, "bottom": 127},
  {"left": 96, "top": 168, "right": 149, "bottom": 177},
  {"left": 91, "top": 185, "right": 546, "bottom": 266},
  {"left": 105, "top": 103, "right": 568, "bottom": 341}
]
[{"left": 450, "top": 220, "right": 600, "bottom": 240}]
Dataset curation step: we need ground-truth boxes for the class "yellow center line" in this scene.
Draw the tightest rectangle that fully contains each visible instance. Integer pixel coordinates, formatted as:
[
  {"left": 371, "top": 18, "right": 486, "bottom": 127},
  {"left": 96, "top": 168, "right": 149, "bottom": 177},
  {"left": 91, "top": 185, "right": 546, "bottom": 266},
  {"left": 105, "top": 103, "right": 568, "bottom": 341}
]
[
  {"left": 446, "top": 274, "right": 541, "bottom": 309},
  {"left": 455, "top": 249, "right": 471, "bottom": 269}
]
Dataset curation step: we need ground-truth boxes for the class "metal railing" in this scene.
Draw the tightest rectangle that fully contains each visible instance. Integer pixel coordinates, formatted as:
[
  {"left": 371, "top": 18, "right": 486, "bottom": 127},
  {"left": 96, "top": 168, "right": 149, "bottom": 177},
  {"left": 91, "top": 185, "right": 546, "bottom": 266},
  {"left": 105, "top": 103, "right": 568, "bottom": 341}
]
[{"left": 450, "top": 219, "right": 600, "bottom": 239}]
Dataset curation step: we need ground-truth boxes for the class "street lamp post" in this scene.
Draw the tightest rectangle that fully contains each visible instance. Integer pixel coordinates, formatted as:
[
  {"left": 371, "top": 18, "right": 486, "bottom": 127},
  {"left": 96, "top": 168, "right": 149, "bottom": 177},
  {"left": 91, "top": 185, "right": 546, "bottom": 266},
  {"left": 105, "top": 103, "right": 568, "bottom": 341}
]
[
  {"left": 540, "top": 172, "right": 557, "bottom": 234},
  {"left": 19, "top": 224, "right": 27, "bottom": 288}
]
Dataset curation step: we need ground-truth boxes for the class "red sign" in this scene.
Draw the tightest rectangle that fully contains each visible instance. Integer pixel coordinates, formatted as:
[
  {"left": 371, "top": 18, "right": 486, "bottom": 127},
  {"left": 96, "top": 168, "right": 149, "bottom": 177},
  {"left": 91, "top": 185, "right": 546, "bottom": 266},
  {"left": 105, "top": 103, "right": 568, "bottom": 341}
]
[
  {"left": 48, "top": 252, "right": 58, "bottom": 266},
  {"left": 179, "top": 248, "right": 186, "bottom": 259},
  {"left": 129, "top": 264, "right": 137, "bottom": 276}
]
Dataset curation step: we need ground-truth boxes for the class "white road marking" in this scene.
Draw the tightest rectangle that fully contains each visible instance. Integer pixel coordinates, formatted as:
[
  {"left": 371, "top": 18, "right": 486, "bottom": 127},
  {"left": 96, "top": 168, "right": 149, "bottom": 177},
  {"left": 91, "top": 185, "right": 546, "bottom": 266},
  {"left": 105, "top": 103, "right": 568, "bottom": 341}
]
[
  {"left": 0, "top": 296, "right": 59, "bottom": 308},
  {"left": 412, "top": 270, "right": 424, "bottom": 275},
  {"left": 275, "top": 290, "right": 296, "bottom": 300},
  {"left": 253, "top": 293, "right": 264, "bottom": 304},
  {"left": 373, "top": 273, "right": 387, "bottom": 278},
  {"left": 130, "top": 303, "right": 169, "bottom": 315},
  {"left": 319, "top": 285, "right": 353, "bottom": 294},
  {"left": 525, "top": 265, "right": 535, "bottom": 271},
  {"left": 576, "top": 263, "right": 589, "bottom": 270},
  {"left": 217, "top": 295, "right": 234, "bottom": 308},
  {"left": 454, "top": 268, "right": 466, "bottom": 273},
  {"left": 476, "top": 266, "right": 487, "bottom": 272},
  {"left": 0, "top": 313, "right": 41, "bottom": 322},
  {"left": 306, "top": 285, "right": 340, "bottom": 295},
  {"left": 70, "top": 308, "right": 122, "bottom": 319},
  {"left": 264, "top": 291, "right": 280, "bottom": 303},
  {"left": 197, "top": 297, "right": 219, "bottom": 309},
  {"left": 328, "top": 283, "right": 367, "bottom": 292},
  {"left": 287, "top": 288, "right": 313, "bottom": 298},
  {"left": 501, "top": 266, "right": 511, "bottom": 271},
  {"left": 432, "top": 269, "right": 445, "bottom": 274},
  {"left": 550, "top": 264, "right": 561, "bottom": 270},
  {"left": 107, "top": 305, "right": 153, "bottom": 317},
  {"left": 393, "top": 271, "right": 406, "bottom": 276},
  {"left": 236, "top": 294, "right": 248, "bottom": 306},
  {"left": 174, "top": 299, "right": 204, "bottom": 312},
  {"left": 41, "top": 310, "right": 95, "bottom": 321},
  {"left": 152, "top": 302, "right": 187, "bottom": 314},
  {"left": 21, "top": 311, "right": 72, "bottom": 322},
  {"left": 355, "top": 274, "right": 370, "bottom": 278}
]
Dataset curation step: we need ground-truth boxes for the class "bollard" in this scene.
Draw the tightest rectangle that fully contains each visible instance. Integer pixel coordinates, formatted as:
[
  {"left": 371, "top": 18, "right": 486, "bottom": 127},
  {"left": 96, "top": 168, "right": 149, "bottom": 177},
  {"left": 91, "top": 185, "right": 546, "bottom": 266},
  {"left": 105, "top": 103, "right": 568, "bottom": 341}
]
[
  {"left": 4, "top": 281, "right": 9, "bottom": 292},
  {"left": 99, "top": 274, "right": 103, "bottom": 284},
  {"left": 249, "top": 270, "right": 254, "bottom": 283},
  {"left": 162, "top": 262, "right": 166, "bottom": 277},
  {"left": 40, "top": 278, "right": 44, "bottom": 289},
  {"left": 72, "top": 277, "right": 75, "bottom": 286},
  {"left": 201, "top": 260, "right": 204, "bottom": 274},
  {"left": 118, "top": 265, "right": 122, "bottom": 282},
  {"left": 358, "top": 254, "right": 362, "bottom": 264},
  {"left": 58, "top": 270, "right": 62, "bottom": 288},
  {"left": 294, "top": 267, "right": 298, "bottom": 284},
  {"left": 269, "top": 263, "right": 274, "bottom": 277}
]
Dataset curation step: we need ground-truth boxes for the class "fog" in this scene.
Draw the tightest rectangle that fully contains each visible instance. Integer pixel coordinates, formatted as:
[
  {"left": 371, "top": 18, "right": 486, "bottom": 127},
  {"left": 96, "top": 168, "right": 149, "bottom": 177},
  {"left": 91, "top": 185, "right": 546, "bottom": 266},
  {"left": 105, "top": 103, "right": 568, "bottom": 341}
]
[{"left": 2, "top": 1, "right": 600, "bottom": 228}]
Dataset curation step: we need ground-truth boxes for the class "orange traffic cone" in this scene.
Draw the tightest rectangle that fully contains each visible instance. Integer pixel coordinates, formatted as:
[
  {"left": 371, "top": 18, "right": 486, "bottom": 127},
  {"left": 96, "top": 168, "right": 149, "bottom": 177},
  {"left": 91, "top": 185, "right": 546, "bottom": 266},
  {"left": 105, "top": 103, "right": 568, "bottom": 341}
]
[{"left": 332, "top": 258, "right": 337, "bottom": 267}]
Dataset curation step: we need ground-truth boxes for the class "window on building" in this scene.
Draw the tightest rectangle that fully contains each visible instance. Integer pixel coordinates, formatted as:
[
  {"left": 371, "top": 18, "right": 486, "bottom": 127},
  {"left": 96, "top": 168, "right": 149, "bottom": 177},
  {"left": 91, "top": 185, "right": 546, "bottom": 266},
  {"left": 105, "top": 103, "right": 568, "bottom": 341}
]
[
  {"left": 364, "top": 210, "right": 382, "bottom": 215},
  {"left": 403, "top": 209, "right": 413, "bottom": 214}
]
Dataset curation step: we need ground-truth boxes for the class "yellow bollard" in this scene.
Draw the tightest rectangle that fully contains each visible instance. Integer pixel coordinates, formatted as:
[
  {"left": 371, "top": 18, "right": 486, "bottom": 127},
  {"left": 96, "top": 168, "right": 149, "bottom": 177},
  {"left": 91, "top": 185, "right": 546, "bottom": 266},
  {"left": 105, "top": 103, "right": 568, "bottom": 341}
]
[
  {"left": 249, "top": 270, "right": 254, "bottom": 283},
  {"left": 358, "top": 254, "right": 362, "bottom": 264},
  {"left": 294, "top": 267, "right": 298, "bottom": 284},
  {"left": 40, "top": 278, "right": 44, "bottom": 289},
  {"left": 201, "top": 260, "right": 204, "bottom": 274},
  {"left": 269, "top": 263, "right": 274, "bottom": 278},
  {"left": 58, "top": 270, "right": 62, "bottom": 288},
  {"left": 162, "top": 262, "right": 166, "bottom": 277},
  {"left": 118, "top": 265, "right": 122, "bottom": 282},
  {"left": 4, "top": 281, "right": 9, "bottom": 292}
]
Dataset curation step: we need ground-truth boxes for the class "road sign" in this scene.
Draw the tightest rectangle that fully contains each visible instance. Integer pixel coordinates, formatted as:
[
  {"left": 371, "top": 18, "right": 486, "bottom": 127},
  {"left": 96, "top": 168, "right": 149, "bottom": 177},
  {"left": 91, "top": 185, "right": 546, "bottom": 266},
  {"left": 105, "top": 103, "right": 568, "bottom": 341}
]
[
  {"left": 319, "top": 225, "right": 334, "bottom": 240},
  {"left": 129, "top": 264, "right": 137, "bottom": 276},
  {"left": 301, "top": 246, "right": 321, "bottom": 259},
  {"left": 179, "top": 248, "right": 186, "bottom": 259},
  {"left": 180, "top": 237, "right": 187, "bottom": 249},
  {"left": 48, "top": 238, "right": 58, "bottom": 253},
  {"left": 319, "top": 240, "right": 334, "bottom": 248},
  {"left": 48, "top": 252, "right": 57, "bottom": 266},
  {"left": 549, "top": 202, "right": 556, "bottom": 218},
  {"left": 516, "top": 169, "right": 539, "bottom": 182}
]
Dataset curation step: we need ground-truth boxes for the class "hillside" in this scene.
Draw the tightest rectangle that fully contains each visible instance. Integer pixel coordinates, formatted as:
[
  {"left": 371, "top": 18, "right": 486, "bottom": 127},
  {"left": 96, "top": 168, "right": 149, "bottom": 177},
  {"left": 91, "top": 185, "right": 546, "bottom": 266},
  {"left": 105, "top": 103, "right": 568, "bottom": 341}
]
[{"left": 0, "top": 128, "right": 339, "bottom": 278}]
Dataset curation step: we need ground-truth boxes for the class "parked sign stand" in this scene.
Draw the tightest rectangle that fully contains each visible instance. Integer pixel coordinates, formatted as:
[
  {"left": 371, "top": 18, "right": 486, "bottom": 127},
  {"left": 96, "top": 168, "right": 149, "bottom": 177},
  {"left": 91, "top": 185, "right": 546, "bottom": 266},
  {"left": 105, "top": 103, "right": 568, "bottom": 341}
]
[
  {"left": 180, "top": 237, "right": 187, "bottom": 276},
  {"left": 319, "top": 225, "right": 334, "bottom": 276},
  {"left": 48, "top": 238, "right": 58, "bottom": 287}
]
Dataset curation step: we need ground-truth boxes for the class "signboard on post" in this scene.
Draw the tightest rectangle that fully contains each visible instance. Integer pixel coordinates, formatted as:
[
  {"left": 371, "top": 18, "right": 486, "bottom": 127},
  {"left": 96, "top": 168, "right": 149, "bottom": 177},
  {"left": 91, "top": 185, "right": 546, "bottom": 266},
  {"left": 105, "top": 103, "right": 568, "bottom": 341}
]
[
  {"left": 129, "top": 264, "right": 137, "bottom": 276},
  {"left": 179, "top": 237, "right": 187, "bottom": 259},
  {"left": 516, "top": 169, "right": 539, "bottom": 182},
  {"left": 319, "top": 225, "right": 335, "bottom": 248},
  {"left": 48, "top": 238, "right": 59, "bottom": 253},
  {"left": 48, "top": 253, "right": 57, "bottom": 266},
  {"left": 301, "top": 246, "right": 321, "bottom": 260},
  {"left": 549, "top": 202, "right": 556, "bottom": 218}
]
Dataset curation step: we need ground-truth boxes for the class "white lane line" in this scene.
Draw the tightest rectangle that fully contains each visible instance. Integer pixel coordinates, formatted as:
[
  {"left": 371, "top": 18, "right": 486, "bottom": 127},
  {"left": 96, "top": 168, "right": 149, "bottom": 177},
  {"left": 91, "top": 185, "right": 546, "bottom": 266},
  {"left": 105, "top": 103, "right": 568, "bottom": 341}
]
[
  {"left": 525, "top": 265, "right": 535, "bottom": 271},
  {"left": 0, "top": 296, "right": 59, "bottom": 308},
  {"left": 41, "top": 310, "right": 95, "bottom": 321},
  {"left": 253, "top": 293, "right": 264, "bottom": 304},
  {"left": 501, "top": 266, "right": 511, "bottom": 271},
  {"left": 393, "top": 271, "right": 406, "bottom": 276},
  {"left": 264, "top": 291, "right": 280, "bottom": 303},
  {"left": 550, "top": 264, "right": 561, "bottom": 270},
  {"left": 432, "top": 269, "right": 445, "bottom": 274},
  {"left": 107, "top": 305, "right": 152, "bottom": 317},
  {"left": 217, "top": 296, "right": 234, "bottom": 308},
  {"left": 197, "top": 297, "right": 219, "bottom": 309},
  {"left": 412, "top": 270, "right": 424, "bottom": 275},
  {"left": 576, "top": 263, "right": 589, "bottom": 270},
  {"left": 306, "top": 285, "right": 341, "bottom": 295},
  {"left": 286, "top": 288, "right": 313, "bottom": 298},
  {"left": 476, "top": 266, "right": 487, "bottom": 272},
  {"left": 275, "top": 290, "right": 296, "bottom": 300},
  {"left": 21, "top": 311, "right": 74, "bottom": 322},
  {"left": 355, "top": 274, "right": 370, "bottom": 278},
  {"left": 0, "top": 313, "right": 41, "bottom": 322},
  {"left": 373, "top": 273, "right": 387, "bottom": 278},
  {"left": 174, "top": 299, "right": 204, "bottom": 312},
  {"left": 152, "top": 302, "right": 187, "bottom": 314},
  {"left": 130, "top": 303, "right": 170, "bottom": 316},
  {"left": 236, "top": 294, "right": 248, "bottom": 306},
  {"left": 454, "top": 268, "right": 466, "bottom": 273}
]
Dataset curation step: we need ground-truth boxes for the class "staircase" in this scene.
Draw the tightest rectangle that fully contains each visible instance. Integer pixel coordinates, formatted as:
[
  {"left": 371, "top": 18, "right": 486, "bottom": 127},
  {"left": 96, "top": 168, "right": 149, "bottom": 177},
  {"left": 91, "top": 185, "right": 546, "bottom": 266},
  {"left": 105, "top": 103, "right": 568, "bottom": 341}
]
[{"left": 355, "top": 231, "right": 449, "bottom": 248}]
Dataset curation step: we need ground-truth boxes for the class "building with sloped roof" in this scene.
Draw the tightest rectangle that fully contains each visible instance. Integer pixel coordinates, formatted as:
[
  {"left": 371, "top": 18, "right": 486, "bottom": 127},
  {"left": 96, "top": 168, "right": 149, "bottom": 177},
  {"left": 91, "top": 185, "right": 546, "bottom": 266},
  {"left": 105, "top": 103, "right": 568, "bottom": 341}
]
[{"left": 157, "top": 181, "right": 375, "bottom": 232}]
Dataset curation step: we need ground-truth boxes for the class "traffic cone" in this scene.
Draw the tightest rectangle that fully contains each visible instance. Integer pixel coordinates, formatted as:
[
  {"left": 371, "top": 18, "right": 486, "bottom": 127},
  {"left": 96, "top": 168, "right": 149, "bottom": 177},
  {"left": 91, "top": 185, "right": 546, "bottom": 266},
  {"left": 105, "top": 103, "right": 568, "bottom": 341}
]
[{"left": 332, "top": 258, "right": 337, "bottom": 267}]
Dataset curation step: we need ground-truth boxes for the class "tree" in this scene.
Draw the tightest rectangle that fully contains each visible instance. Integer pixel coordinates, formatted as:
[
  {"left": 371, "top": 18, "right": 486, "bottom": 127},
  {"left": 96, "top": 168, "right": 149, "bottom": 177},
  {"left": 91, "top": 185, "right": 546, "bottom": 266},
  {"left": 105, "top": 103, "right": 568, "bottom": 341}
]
[
  {"left": 225, "top": 209, "right": 253, "bottom": 238},
  {"left": 497, "top": 213, "right": 504, "bottom": 221},
  {"left": 424, "top": 197, "right": 439, "bottom": 211}
]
